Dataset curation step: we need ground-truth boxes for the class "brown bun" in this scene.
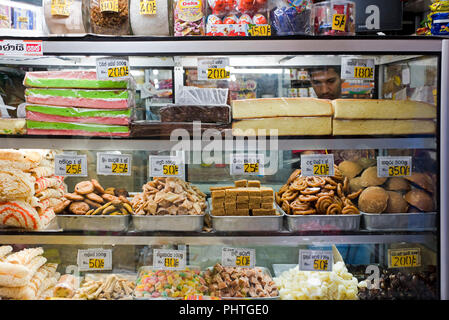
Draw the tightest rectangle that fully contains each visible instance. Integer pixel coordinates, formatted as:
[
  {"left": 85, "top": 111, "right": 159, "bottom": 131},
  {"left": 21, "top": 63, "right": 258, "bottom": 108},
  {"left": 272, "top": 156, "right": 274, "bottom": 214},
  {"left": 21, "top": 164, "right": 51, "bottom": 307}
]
[
  {"left": 385, "top": 191, "right": 409, "bottom": 213},
  {"left": 338, "top": 161, "right": 363, "bottom": 179},
  {"left": 385, "top": 177, "right": 411, "bottom": 191},
  {"left": 356, "top": 158, "right": 377, "bottom": 170},
  {"left": 405, "top": 172, "right": 435, "bottom": 193},
  {"left": 349, "top": 177, "right": 364, "bottom": 193},
  {"left": 360, "top": 167, "right": 387, "bottom": 187},
  {"left": 358, "top": 186, "right": 389, "bottom": 213},
  {"left": 404, "top": 189, "right": 434, "bottom": 212}
]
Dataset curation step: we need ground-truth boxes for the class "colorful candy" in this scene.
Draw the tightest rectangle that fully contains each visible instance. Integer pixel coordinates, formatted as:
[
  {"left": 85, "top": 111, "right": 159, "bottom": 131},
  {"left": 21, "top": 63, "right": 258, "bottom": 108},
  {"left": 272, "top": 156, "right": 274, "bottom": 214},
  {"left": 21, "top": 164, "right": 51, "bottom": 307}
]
[
  {"left": 208, "top": 14, "right": 223, "bottom": 24},
  {"left": 252, "top": 13, "right": 267, "bottom": 24},
  {"left": 223, "top": 14, "right": 239, "bottom": 24},
  {"left": 238, "top": 14, "right": 252, "bottom": 24}
]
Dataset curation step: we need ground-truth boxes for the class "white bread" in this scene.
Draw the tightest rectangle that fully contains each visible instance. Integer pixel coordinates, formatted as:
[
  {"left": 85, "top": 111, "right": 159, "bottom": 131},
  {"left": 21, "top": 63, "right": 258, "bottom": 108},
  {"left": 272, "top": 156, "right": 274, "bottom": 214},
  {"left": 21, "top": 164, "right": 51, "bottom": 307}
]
[
  {"left": 232, "top": 98, "right": 333, "bottom": 119},
  {"left": 332, "top": 99, "right": 436, "bottom": 119},
  {"left": 333, "top": 119, "right": 436, "bottom": 135}
]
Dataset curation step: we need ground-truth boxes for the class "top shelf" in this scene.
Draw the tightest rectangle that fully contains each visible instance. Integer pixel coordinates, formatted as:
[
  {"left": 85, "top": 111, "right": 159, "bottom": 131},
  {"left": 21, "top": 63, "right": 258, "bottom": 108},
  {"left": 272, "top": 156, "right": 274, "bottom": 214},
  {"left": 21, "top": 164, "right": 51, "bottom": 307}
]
[{"left": 0, "top": 35, "right": 445, "bottom": 55}]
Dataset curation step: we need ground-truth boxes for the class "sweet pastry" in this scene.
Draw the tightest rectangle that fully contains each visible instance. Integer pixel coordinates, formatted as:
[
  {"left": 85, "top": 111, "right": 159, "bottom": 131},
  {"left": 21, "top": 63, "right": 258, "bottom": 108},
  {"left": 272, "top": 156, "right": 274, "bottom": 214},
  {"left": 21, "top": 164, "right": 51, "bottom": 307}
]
[
  {"left": 404, "top": 189, "right": 434, "bottom": 212},
  {"left": 385, "top": 191, "right": 409, "bottom": 213},
  {"left": 360, "top": 167, "right": 388, "bottom": 187},
  {"left": 385, "top": 177, "right": 411, "bottom": 192},
  {"left": 358, "top": 186, "right": 389, "bottom": 213},
  {"left": 74, "top": 181, "right": 95, "bottom": 195},
  {"left": 405, "top": 172, "right": 435, "bottom": 193},
  {"left": 338, "top": 160, "right": 363, "bottom": 179}
]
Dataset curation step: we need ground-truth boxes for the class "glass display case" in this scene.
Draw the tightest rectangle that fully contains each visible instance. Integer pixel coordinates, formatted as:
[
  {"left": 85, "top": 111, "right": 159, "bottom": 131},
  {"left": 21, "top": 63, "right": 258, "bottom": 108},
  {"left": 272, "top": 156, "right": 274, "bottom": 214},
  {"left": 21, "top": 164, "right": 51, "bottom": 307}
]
[{"left": 0, "top": 36, "right": 447, "bottom": 301}]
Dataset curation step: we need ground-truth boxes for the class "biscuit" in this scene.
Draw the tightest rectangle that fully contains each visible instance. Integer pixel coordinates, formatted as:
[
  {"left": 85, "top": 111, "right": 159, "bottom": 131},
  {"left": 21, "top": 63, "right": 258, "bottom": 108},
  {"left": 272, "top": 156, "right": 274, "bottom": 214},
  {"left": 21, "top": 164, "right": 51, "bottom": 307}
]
[
  {"left": 104, "top": 187, "right": 115, "bottom": 195},
  {"left": 261, "top": 202, "right": 273, "bottom": 209},
  {"left": 69, "top": 201, "right": 90, "bottom": 215},
  {"left": 225, "top": 207, "right": 236, "bottom": 214},
  {"left": 236, "top": 189, "right": 249, "bottom": 197},
  {"left": 225, "top": 188, "right": 241, "bottom": 196},
  {"left": 74, "top": 181, "right": 95, "bottom": 195},
  {"left": 54, "top": 199, "right": 71, "bottom": 214},
  {"left": 64, "top": 193, "right": 85, "bottom": 201},
  {"left": 249, "top": 196, "right": 261, "bottom": 203},
  {"left": 247, "top": 188, "right": 262, "bottom": 196},
  {"left": 212, "top": 202, "right": 224, "bottom": 210},
  {"left": 102, "top": 193, "right": 118, "bottom": 202},
  {"left": 91, "top": 179, "right": 105, "bottom": 194},
  {"left": 211, "top": 190, "right": 226, "bottom": 198},
  {"left": 252, "top": 208, "right": 276, "bottom": 216},
  {"left": 260, "top": 187, "right": 274, "bottom": 196},
  {"left": 247, "top": 180, "right": 261, "bottom": 188},
  {"left": 225, "top": 203, "right": 236, "bottom": 210},
  {"left": 236, "top": 196, "right": 249, "bottom": 203},
  {"left": 262, "top": 196, "right": 274, "bottom": 203},
  {"left": 235, "top": 209, "right": 250, "bottom": 216},
  {"left": 86, "top": 193, "right": 104, "bottom": 204},
  {"left": 234, "top": 180, "right": 247, "bottom": 187},
  {"left": 210, "top": 186, "right": 235, "bottom": 191},
  {"left": 236, "top": 203, "right": 249, "bottom": 209},
  {"left": 84, "top": 198, "right": 102, "bottom": 209},
  {"left": 212, "top": 208, "right": 225, "bottom": 216},
  {"left": 249, "top": 202, "right": 260, "bottom": 209}
]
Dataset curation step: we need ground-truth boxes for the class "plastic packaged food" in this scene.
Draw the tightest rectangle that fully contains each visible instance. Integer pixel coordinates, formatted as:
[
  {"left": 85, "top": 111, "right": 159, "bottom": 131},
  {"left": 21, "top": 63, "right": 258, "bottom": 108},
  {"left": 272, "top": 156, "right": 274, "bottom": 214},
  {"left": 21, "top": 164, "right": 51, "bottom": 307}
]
[
  {"left": 26, "top": 120, "right": 130, "bottom": 137},
  {"left": 0, "top": 4, "right": 11, "bottom": 29},
  {"left": 174, "top": 0, "right": 205, "bottom": 36},
  {"left": 313, "top": 0, "right": 355, "bottom": 35},
  {"left": 129, "top": 0, "right": 171, "bottom": 36},
  {"left": 160, "top": 105, "right": 231, "bottom": 123},
  {"left": 270, "top": 0, "right": 313, "bottom": 35},
  {"left": 11, "top": 6, "right": 36, "bottom": 30},
  {"left": 43, "top": 0, "right": 88, "bottom": 34},
  {"left": 431, "top": 11, "right": 449, "bottom": 35},
  {"left": 89, "top": 0, "right": 130, "bottom": 35}
]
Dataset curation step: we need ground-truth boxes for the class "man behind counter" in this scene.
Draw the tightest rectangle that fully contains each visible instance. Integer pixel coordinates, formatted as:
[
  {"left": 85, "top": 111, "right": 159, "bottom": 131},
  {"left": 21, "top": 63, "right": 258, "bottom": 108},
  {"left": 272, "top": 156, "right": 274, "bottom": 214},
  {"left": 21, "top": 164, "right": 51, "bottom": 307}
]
[{"left": 309, "top": 66, "right": 343, "bottom": 100}]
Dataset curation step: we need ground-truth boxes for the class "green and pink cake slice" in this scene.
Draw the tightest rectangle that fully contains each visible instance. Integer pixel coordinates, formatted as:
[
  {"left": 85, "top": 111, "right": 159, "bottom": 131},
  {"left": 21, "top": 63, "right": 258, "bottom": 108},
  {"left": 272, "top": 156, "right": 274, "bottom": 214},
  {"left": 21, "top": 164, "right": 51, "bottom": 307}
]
[{"left": 26, "top": 120, "right": 130, "bottom": 137}]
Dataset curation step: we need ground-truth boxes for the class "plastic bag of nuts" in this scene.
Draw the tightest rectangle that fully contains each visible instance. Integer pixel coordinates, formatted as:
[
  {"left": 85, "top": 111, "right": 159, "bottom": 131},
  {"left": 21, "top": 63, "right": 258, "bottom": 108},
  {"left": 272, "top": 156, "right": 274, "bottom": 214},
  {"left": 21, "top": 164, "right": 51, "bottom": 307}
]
[{"left": 90, "top": 0, "right": 131, "bottom": 35}]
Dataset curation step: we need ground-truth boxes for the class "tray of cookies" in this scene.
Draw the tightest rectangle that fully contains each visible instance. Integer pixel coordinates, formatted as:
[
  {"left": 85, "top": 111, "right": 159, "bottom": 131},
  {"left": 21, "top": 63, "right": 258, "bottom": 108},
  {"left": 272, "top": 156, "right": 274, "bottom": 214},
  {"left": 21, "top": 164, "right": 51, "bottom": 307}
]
[
  {"left": 208, "top": 180, "right": 284, "bottom": 232},
  {"left": 276, "top": 168, "right": 361, "bottom": 232},
  {"left": 130, "top": 177, "right": 207, "bottom": 232},
  {"left": 56, "top": 180, "right": 132, "bottom": 232}
]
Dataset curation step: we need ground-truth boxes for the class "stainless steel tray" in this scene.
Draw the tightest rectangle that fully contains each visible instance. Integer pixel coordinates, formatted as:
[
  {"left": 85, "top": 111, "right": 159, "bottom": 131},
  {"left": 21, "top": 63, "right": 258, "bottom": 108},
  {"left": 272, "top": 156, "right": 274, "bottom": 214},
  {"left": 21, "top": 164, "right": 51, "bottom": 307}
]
[
  {"left": 206, "top": 266, "right": 280, "bottom": 300},
  {"left": 131, "top": 213, "right": 205, "bottom": 232},
  {"left": 272, "top": 264, "right": 297, "bottom": 277},
  {"left": 361, "top": 212, "right": 437, "bottom": 231},
  {"left": 57, "top": 214, "right": 130, "bottom": 232},
  {"left": 0, "top": 218, "right": 62, "bottom": 232}
]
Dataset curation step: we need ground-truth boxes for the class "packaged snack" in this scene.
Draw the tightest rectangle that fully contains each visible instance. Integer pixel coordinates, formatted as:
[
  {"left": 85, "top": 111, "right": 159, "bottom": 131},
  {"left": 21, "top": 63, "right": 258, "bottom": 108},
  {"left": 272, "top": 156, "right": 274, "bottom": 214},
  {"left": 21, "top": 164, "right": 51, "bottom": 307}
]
[
  {"left": 237, "top": 0, "right": 266, "bottom": 15},
  {"left": 238, "top": 13, "right": 252, "bottom": 24},
  {"left": 223, "top": 14, "right": 238, "bottom": 23},
  {"left": 252, "top": 13, "right": 266, "bottom": 24},
  {"left": 129, "top": 0, "right": 171, "bottom": 36},
  {"left": 431, "top": 11, "right": 449, "bottom": 35},
  {"left": 174, "top": 0, "right": 205, "bottom": 36},
  {"left": 12, "top": 7, "right": 36, "bottom": 30},
  {"left": 89, "top": 0, "right": 131, "bottom": 35},
  {"left": 43, "top": 0, "right": 88, "bottom": 34},
  {"left": 270, "top": 0, "right": 313, "bottom": 35},
  {"left": 207, "top": 14, "right": 223, "bottom": 24},
  {"left": 313, "top": 0, "right": 356, "bottom": 35},
  {"left": 209, "top": 0, "right": 237, "bottom": 15},
  {"left": 0, "top": 4, "right": 11, "bottom": 29}
]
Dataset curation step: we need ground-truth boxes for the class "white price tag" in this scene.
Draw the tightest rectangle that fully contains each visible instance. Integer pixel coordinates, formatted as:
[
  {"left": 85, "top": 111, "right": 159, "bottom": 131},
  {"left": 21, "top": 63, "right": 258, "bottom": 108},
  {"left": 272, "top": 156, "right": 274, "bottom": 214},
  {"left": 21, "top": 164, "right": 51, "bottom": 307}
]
[
  {"left": 388, "top": 248, "right": 421, "bottom": 268},
  {"left": 230, "top": 153, "right": 264, "bottom": 176},
  {"left": 301, "top": 154, "right": 334, "bottom": 177},
  {"left": 341, "top": 57, "right": 375, "bottom": 80},
  {"left": 377, "top": 156, "right": 412, "bottom": 177},
  {"left": 222, "top": 247, "right": 255, "bottom": 268},
  {"left": 96, "top": 57, "right": 130, "bottom": 80},
  {"left": 55, "top": 154, "right": 87, "bottom": 177},
  {"left": 0, "top": 40, "right": 43, "bottom": 56},
  {"left": 97, "top": 153, "right": 132, "bottom": 176},
  {"left": 153, "top": 249, "right": 186, "bottom": 270},
  {"left": 197, "top": 57, "right": 230, "bottom": 81},
  {"left": 149, "top": 155, "right": 184, "bottom": 178},
  {"left": 77, "top": 249, "right": 112, "bottom": 271},
  {"left": 299, "top": 249, "right": 333, "bottom": 272}
]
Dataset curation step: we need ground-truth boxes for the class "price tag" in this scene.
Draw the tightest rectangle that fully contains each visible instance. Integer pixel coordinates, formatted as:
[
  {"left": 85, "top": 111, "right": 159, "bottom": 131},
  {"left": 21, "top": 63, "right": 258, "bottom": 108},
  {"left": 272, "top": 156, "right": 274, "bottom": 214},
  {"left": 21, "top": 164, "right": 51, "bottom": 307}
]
[
  {"left": 341, "top": 57, "right": 375, "bottom": 80},
  {"left": 100, "top": 0, "right": 118, "bottom": 12},
  {"left": 55, "top": 154, "right": 87, "bottom": 177},
  {"left": 96, "top": 57, "right": 130, "bottom": 80},
  {"left": 248, "top": 24, "right": 271, "bottom": 36},
  {"left": 198, "top": 57, "right": 230, "bottom": 81},
  {"left": 230, "top": 153, "right": 264, "bottom": 176},
  {"left": 149, "top": 155, "right": 184, "bottom": 178},
  {"left": 300, "top": 154, "right": 334, "bottom": 177},
  {"left": 97, "top": 153, "right": 132, "bottom": 176},
  {"left": 0, "top": 40, "right": 43, "bottom": 56},
  {"left": 377, "top": 156, "right": 412, "bottom": 177},
  {"left": 388, "top": 248, "right": 421, "bottom": 268},
  {"left": 51, "top": 0, "right": 71, "bottom": 16},
  {"left": 140, "top": 0, "right": 156, "bottom": 15},
  {"left": 222, "top": 247, "right": 255, "bottom": 269},
  {"left": 299, "top": 250, "right": 333, "bottom": 272},
  {"left": 77, "top": 249, "right": 112, "bottom": 271},
  {"left": 332, "top": 14, "right": 347, "bottom": 31},
  {"left": 153, "top": 249, "right": 186, "bottom": 270}
]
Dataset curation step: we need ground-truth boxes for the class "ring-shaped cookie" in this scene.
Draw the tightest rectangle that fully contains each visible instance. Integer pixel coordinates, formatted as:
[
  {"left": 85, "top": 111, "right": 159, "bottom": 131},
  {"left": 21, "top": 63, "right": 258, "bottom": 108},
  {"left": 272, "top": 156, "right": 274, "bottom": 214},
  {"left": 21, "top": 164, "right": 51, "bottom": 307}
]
[
  {"left": 347, "top": 189, "right": 363, "bottom": 200},
  {"left": 298, "top": 194, "right": 319, "bottom": 202},
  {"left": 287, "top": 169, "right": 302, "bottom": 184},
  {"left": 326, "top": 203, "right": 342, "bottom": 215},
  {"left": 281, "top": 190, "right": 298, "bottom": 201},
  {"left": 306, "top": 176, "right": 326, "bottom": 188},
  {"left": 316, "top": 196, "right": 334, "bottom": 214},
  {"left": 300, "top": 187, "right": 321, "bottom": 195},
  {"left": 342, "top": 205, "right": 360, "bottom": 215},
  {"left": 290, "top": 179, "right": 308, "bottom": 191},
  {"left": 292, "top": 209, "right": 316, "bottom": 215}
]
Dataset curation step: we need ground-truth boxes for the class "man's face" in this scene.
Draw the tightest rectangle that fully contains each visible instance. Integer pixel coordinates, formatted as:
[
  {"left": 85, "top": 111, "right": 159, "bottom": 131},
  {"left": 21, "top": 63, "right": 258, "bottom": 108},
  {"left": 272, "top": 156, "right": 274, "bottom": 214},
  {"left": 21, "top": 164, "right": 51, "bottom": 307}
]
[{"left": 310, "top": 69, "right": 342, "bottom": 100}]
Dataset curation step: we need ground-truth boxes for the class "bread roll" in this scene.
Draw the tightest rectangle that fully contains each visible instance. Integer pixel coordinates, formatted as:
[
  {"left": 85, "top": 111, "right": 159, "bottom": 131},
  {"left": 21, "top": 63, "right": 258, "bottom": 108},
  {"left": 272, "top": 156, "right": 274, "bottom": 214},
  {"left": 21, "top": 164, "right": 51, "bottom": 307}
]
[
  {"left": 358, "top": 186, "right": 389, "bottom": 213},
  {"left": 360, "top": 167, "right": 388, "bottom": 187},
  {"left": 385, "top": 191, "right": 409, "bottom": 213},
  {"left": 404, "top": 189, "right": 434, "bottom": 212},
  {"left": 385, "top": 177, "right": 411, "bottom": 191},
  {"left": 338, "top": 161, "right": 363, "bottom": 179}
]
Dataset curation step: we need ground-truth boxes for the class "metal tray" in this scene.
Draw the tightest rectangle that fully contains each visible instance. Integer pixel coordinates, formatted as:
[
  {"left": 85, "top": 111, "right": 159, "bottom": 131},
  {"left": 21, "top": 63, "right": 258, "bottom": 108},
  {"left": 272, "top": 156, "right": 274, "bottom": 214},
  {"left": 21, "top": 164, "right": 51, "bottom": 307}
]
[
  {"left": 278, "top": 205, "right": 360, "bottom": 232},
  {"left": 361, "top": 212, "right": 437, "bottom": 231},
  {"left": 131, "top": 213, "right": 205, "bottom": 232},
  {"left": 0, "top": 218, "right": 62, "bottom": 232},
  {"left": 206, "top": 266, "right": 280, "bottom": 300},
  {"left": 57, "top": 214, "right": 130, "bottom": 232},
  {"left": 272, "top": 264, "right": 297, "bottom": 277}
]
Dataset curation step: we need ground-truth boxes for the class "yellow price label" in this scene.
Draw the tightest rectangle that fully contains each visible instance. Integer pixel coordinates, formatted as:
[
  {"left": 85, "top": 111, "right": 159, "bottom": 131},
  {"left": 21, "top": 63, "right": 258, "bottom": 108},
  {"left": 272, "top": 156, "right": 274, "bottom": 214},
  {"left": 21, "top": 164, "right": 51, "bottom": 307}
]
[
  {"left": 107, "top": 66, "right": 129, "bottom": 78},
  {"left": 18, "top": 17, "right": 28, "bottom": 23},
  {"left": 164, "top": 258, "right": 179, "bottom": 268},
  {"left": 207, "top": 68, "right": 230, "bottom": 80},
  {"left": 248, "top": 25, "right": 271, "bottom": 36},
  {"left": 0, "top": 15, "right": 8, "bottom": 21},
  {"left": 100, "top": 0, "right": 118, "bottom": 12},
  {"left": 163, "top": 164, "right": 179, "bottom": 175},
  {"left": 354, "top": 66, "right": 374, "bottom": 79},
  {"left": 313, "top": 164, "right": 329, "bottom": 176},
  {"left": 89, "top": 258, "right": 105, "bottom": 269},
  {"left": 66, "top": 164, "right": 82, "bottom": 175},
  {"left": 140, "top": 0, "right": 156, "bottom": 15},
  {"left": 313, "top": 259, "right": 329, "bottom": 271},
  {"left": 235, "top": 256, "right": 250, "bottom": 267},
  {"left": 244, "top": 163, "right": 259, "bottom": 173},
  {"left": 112, "top": 163, "right": 128, "bottom": 174},
  {"left": 51, "top": 0, "right": 71, "bottom": 16},
  {"left": 388, "top": 165, "right": 410, "bottom": 177},
  {"left": 332, "top": 14, "right": 346, "bottom": 31},
  {"left": 391, "top": 254, "right": 419, "bottom": 268}
]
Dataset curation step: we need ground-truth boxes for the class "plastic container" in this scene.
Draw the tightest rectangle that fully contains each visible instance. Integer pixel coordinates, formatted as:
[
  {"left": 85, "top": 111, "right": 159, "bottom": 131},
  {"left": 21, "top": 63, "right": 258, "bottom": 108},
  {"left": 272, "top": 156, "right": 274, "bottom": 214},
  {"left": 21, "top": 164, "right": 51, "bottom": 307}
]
[
  {"left": 270, "top": 0, "right": 313, "bottom": 36},
  {"left": 0, "top": 4, "right": 12, "bottom": 30},
  {"left": 313, "top": 0, "right": 355, "bottom": 36},
  {"left": 174, "top": 0, "right": 205, "bottom": 36},
  {"left": 43, "top": 0, "right": 88, "bottom": 34},
  {"left": 89, "top": 0, "right": 131, "bottom": 35},
  {"left": 129, "top": 0, "right": 172, "bottom": 36}
]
